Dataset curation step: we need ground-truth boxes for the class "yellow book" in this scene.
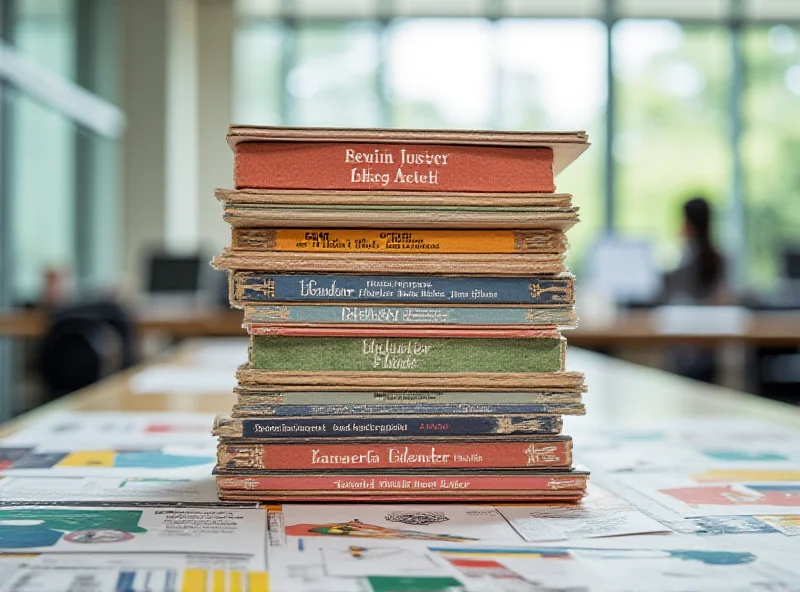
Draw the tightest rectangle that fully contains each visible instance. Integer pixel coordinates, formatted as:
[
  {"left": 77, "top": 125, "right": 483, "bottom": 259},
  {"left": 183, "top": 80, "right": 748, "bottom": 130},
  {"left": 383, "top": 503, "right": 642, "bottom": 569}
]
[{"left": 231, "top": 228, "right": 565, "bottom": 254}]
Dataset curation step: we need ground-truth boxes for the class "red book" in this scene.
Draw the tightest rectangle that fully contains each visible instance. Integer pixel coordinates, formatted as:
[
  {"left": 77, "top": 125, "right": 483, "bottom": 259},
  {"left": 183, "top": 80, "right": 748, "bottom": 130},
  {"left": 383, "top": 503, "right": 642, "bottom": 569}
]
[
  {"left": 218, "top": 438, "right": 572, "bottom": 471},
  {"left": 215, "top": 471, "right": 587, "bottom": 492},
  {"left": 219, "top": 492, "right": 585, "bottom": 502},
  {"left": 235, "top": 142, "right": 554, "bottom": 193},
  {"left": 227, "top": 127, "right": 590, "bottom": 193}
]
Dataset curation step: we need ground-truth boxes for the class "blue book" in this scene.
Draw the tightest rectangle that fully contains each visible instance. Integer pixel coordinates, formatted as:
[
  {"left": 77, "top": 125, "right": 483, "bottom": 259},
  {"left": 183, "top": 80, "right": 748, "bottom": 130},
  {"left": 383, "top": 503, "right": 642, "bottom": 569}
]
[
  {"left": 214, "top": 415, "right": 563, "bottom": 439},
  {"left": 231, "top": 273, "right": 573, "bottom": 305}
]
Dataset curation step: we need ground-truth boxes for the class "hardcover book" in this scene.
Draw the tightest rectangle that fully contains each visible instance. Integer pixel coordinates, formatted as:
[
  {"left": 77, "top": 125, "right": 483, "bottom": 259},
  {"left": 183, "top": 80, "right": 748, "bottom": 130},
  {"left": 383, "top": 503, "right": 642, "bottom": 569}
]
[
  {"left": 236, "top": 366, "right": 585, "bottom": 389},
  {"left": 241, "top": 304, "right": 577, "bottom": 329},
  {"left": 230, "top": 228, "right": 566, "bottom": 254},
  {"left": 229, "top": 273, "right": 575, "bottom": 307},
  {"left": 216, "top": 436, "right": 573, "bottom": 471},
  {"left": 216, "top": 187, "right": 575, "bottom": 207},
  {"left": 247, "top": 327, "right": 559, "bottom": 338},
  {"left": 214, "top": 249, "right": 566, "bottom": 276},
  {"left": 215, "top": 490, "right": 586, "bottom": 502},
  {"left": 221, "top": 203, "right": 579, "bottom": 230},
  {"left": 233, "top": 388, "right": 585, "bottom": 406},
  {"left": 227, "top": 126, "right": 589, "bottom": 192},
  {"left": 213, "top": 414, "right": 564, "bottom": 439},
  {"left": 229, "top": 401, "right": 585, "bottom": 417},
  {"left": 248, "top": 335, "right": 566, "bottom": 374},
  {"left": 215, "top": 469, "right": 588, "bottom": 494}
]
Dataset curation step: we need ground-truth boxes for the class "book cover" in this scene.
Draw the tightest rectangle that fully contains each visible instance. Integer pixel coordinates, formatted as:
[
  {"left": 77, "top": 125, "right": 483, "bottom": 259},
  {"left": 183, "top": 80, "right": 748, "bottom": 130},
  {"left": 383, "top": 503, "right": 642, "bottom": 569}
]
[
  {"left": 212, "top": 414, "right": 563, "bottom": 439},
  {"left": 234, "top": 389, "right": 584, "bottom": 406},
  {"left": 241, "top": 304, "right": 577, "bottom": 328},
  {"left": 230, "top": 402, "right": 585, "bottom": 417},
  {"left": 234, "top": 142, "right": 556, "bottom": 192},
  {"left": 226, "top": 126, "right": 590, "bottom": 180},
  {"left": 229, "top": 273, "right": 575, "bottom": 306},
  {"left": 231, "top": 228, "right": 566, "bottom": 254},
  {"left": 248, "top": 336, "right": 565, "bottom": 374},
  {"left": 214, "top": 470, "right": 589, "bottom": 492},
  {"left": 217, "top": 437, "right": 573, "bottom": 470},
  {"left": 213, "top": 249, "right": 566, "bottom": 276}
]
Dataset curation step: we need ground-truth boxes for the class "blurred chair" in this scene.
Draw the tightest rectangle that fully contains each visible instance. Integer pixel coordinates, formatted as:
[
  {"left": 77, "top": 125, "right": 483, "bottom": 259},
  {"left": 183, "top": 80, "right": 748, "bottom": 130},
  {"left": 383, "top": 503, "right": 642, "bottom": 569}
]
[
  {"left": 784, "top": 248, "right": 800, "bottom": 280},
  {"left": 38, "top": 301, "right": 138, "bottom": 401}
]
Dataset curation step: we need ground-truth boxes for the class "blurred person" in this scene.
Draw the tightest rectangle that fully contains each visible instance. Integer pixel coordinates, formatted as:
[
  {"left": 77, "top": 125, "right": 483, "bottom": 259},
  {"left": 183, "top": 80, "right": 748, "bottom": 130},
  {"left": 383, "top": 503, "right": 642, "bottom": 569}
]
[
  {"left": 661, "top": 196, "right": 730, "bottom": 383},
  {"left": 662, "top": 196, "right": 728, "bottom": 305},
  {"left": 39, "top": 267, "right": 72, "bottom": 310}
]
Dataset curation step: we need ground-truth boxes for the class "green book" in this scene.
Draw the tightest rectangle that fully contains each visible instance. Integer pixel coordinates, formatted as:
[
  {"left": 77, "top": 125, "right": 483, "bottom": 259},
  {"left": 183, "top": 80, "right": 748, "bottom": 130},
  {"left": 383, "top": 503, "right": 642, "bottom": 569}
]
[{"left": 249, "top": 336, "right": 565, "bottom": 374}]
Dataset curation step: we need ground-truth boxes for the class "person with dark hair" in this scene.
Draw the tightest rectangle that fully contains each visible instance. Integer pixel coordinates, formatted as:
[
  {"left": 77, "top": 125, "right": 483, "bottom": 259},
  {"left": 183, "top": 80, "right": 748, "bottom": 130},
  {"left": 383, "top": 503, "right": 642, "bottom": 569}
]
[
  {"left": 663, "top": 196, "right": 728, "bottom": 304},
  {"left": 662, "top": 196, "right": 729, "bottom": 383}
]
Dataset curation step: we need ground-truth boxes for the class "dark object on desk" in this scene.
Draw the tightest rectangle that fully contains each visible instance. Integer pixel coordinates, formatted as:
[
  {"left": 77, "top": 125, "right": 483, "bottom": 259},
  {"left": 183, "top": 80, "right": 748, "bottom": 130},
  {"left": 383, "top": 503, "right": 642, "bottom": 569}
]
[
  {"left": 38, "top": 301, "right": 138, "bottom": 400},
  {"left": 147, "top": 253, "right": 204, "bottom": 295},
  {"left": 784, "top": 248, "right": 800, "bottom": 280}
]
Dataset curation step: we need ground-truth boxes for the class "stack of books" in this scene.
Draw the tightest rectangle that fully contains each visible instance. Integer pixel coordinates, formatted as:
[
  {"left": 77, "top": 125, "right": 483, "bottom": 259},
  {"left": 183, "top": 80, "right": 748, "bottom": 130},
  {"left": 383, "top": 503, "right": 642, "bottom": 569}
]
[{"left": 212, "top": 126, "right": 590, "bottom": 502}]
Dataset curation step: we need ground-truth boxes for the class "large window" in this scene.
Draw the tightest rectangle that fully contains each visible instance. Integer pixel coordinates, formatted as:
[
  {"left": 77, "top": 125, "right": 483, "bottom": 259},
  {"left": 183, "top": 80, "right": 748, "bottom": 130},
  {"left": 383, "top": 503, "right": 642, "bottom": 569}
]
[
  {"left": 387, "top": 19, "right": 494, "bottom": 129},
  {"left": 234, "top": 20, "right": 284, "bottom": 124},
  {"left": 614, "top": 21, "right": 731, "bottom": 271},
  {"left": 4, "top": 0, "right": 121, "bottom": 303},
  {"left": 10, "top": 0, "right": 77, "bottom": 302},
  {"left": 743, "top": 25, "right": 800, "bottom": 283}
]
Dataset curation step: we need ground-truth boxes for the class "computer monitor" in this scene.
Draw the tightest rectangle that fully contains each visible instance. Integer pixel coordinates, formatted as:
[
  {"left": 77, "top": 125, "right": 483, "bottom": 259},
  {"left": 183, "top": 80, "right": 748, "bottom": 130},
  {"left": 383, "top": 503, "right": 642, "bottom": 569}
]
[
  {"left": 147, "top": 254, "right": 203, "bottom": 294},
  {"left": 583, "top": 236, "right": 662, "bottom": 305},
  {"left": 144, "top": 252, "right": 210, "bottom": 309}
]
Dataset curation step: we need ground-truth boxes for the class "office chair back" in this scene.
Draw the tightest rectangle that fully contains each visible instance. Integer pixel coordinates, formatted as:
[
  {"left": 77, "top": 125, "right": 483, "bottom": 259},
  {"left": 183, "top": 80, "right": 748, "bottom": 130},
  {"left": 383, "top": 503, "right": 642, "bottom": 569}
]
[{"left": 39, "top": 301, "right": 138, "bottom": 400}]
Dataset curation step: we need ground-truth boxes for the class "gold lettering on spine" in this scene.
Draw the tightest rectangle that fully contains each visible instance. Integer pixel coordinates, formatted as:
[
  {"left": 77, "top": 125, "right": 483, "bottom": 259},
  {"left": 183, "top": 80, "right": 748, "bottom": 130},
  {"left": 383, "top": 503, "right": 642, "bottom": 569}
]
[
  {"left": 523, "top": 444, "right": 559, "bottom": 466},
  {"left": 528, "top": 280, "right": 568, "bottom": 303}
]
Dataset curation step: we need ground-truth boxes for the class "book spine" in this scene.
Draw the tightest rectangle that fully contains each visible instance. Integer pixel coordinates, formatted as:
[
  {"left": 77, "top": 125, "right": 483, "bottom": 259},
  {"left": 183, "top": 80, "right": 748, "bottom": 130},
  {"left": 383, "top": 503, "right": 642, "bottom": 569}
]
[
  {"left": 220, "top": 492, "right": 585, "bottom": 502},
  {"left": 234, "top": 142, "right": 555, "bottom": 193},
  {"left": 249, "top": 336, "right": 564, "bottom": 374},
  {"left": 218, "top": 440, "right": 572, "bottom": 470},
  {"left": 227, "top": 415, "right": 562, "bottom": 438},
  {"left": 216, "top": 473, "right": 586, "bottom": 492},
  {"left": 248, "top": 327, "right": 558, "bottom": 338},
  {"left": 231, "top": 228, "right": 562, "bottom": 254},
  {"left": 231, "top": 273, "right": 574, "bottom": 306},
  {"left": 243, "top": 305, "right": 575, "bottom": 327},
  {"left": 236, "top": 390, "right": 580, "bottom": 405},
  {"left": 231, "top": 403, "right": 583, "bottom": 416}
]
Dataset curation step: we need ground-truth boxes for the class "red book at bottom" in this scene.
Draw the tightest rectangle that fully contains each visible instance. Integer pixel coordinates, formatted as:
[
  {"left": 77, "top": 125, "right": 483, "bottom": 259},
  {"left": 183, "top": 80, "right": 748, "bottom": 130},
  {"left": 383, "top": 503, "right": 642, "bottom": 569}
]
[{"left": 215, "top": 471, "right": 587, "bottom": 493}]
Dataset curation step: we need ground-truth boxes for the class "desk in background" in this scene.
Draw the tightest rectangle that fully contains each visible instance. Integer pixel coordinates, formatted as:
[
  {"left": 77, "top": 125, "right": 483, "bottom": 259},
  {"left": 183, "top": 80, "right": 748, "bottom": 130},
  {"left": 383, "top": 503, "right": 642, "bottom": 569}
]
[
  {"left": 4, "top": 307, "right": 800, "bottom": 399},
  {"left": 4, "top": 307, "right": 800, "bottom": 346}
]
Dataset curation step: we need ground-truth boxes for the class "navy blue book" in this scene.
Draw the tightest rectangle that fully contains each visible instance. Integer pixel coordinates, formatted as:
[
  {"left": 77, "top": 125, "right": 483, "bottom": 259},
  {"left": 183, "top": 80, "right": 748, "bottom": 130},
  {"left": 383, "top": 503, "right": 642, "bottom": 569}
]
[
  {"left": 213, "top": 415, "right": 563, "bottom": 439},
  {"left": 230, "top": 272, "right": 573, "bottom": 306},
  {"left": 231, "top": 403, "right": 584, "bottom": 417}
]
